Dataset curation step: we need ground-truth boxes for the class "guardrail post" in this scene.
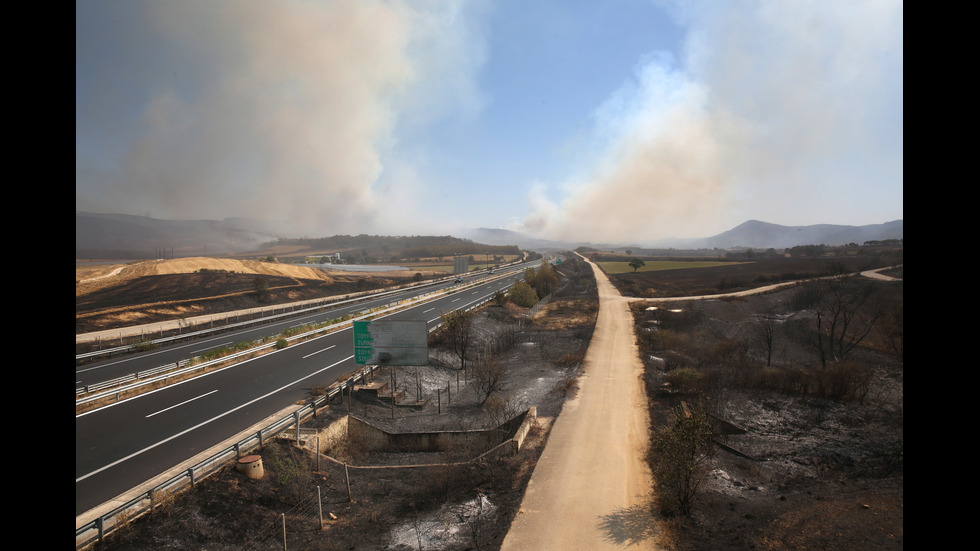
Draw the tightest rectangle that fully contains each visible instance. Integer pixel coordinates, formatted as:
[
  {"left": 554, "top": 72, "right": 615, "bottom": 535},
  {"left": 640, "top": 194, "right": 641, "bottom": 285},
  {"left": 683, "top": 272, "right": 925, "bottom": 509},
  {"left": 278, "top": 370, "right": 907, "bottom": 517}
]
[{"left": 294, "top": 411, "right": 301, "bottom": 445}]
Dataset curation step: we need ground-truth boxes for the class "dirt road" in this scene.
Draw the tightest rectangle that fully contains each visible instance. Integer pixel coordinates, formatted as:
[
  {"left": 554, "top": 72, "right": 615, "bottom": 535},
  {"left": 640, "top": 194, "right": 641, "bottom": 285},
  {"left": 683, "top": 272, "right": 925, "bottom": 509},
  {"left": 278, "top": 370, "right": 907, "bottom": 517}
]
[{"left": 501, "top": 256, "right": 658, "bottom": 550}]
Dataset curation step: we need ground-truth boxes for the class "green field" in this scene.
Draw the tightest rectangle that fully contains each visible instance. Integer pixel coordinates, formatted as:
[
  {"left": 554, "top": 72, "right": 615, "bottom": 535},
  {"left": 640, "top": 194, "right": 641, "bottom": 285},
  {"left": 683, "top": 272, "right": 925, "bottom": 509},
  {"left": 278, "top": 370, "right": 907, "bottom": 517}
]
[{"left": 599, "top": 260, "right": 738, "bottom": 274}]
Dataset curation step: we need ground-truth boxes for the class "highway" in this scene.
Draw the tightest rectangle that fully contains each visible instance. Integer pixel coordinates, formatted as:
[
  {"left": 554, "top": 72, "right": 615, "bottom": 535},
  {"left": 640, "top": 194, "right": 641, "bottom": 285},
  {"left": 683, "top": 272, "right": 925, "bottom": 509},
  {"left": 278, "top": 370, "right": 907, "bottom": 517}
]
[
  {"left": 76, "top": 264, "right": 534, "bottom": 517},
  {"left": 77, "top": 271, "right": 487, "bottom": 389}
]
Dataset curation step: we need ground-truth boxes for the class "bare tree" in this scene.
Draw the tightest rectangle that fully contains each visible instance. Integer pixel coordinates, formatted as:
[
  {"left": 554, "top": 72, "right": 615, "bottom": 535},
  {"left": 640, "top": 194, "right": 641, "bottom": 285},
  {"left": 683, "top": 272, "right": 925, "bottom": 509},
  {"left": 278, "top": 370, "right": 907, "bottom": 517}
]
[
  {"left": 814, "top": 278, "right": 881, "bottom": 367},
  {"left": 471, "top": 351, "right": 508, "bottom": 405},
  {"left": 441, "top": 309, "right": 474, "bottom": 373},
  {"left": 750, "top": 312, "right": 781, "bottom": 367},
  {"left": 879, "top": 304, "right": 904, "bottom": 360}
]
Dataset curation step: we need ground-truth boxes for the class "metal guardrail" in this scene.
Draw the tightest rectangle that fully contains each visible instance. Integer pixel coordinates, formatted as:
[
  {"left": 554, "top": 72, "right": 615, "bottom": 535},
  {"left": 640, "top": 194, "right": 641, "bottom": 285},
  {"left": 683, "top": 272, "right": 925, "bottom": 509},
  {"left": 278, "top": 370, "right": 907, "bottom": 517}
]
[
  {"left": 75, "top": 280, "right": 448, "bottom": 361},
  {"left": 76, "top": 261, "right": 532, "bottom": 362},
  {"left": 75, "top": 271, "right": 515, "bottom": 549},
  {"left": 74, "top": 361, "right": 375, "bottom": 550},
  {"left": 75, "top": 270, "right": 518, "bottom": 402},
  {"left": 76, "top": 360, "right": 190, "bottom": 397},
  {"left": 75, "top": 290, "right": 503, "bottom": 549}
]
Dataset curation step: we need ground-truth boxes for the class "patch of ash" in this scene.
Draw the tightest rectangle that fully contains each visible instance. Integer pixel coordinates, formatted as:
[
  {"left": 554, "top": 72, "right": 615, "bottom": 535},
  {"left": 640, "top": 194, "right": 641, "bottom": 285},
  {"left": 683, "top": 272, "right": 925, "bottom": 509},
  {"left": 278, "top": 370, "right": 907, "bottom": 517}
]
[{"left": 386, "top": 492, "right": 498, "bottom": 550}]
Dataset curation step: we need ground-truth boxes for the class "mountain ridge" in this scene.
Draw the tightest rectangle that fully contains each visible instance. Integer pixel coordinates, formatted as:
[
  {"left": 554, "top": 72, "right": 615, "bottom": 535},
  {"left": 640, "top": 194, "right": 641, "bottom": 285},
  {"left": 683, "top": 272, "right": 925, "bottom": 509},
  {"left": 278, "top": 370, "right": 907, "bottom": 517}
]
[
  {"left": 462, "top": 219, "right": 903, "bottom": 251},
  {"left": 76, "top": 211, "right": 903, "bottom": 258}
]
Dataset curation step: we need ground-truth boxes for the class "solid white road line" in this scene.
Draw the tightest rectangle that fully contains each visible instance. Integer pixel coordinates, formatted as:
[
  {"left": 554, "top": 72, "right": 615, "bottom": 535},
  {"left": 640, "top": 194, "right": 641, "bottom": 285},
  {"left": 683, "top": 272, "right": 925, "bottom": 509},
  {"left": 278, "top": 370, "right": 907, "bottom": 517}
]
[{"left": 76, "top": 356, "right": 354, "bottom": 483}]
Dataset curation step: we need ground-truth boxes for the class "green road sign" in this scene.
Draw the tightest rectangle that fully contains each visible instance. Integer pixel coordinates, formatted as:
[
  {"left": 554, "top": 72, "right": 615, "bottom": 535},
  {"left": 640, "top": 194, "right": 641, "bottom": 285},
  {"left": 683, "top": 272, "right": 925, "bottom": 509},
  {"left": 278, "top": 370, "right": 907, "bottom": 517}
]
[{"left": 353, "top": 320, "right": 429, "bottom": 365}]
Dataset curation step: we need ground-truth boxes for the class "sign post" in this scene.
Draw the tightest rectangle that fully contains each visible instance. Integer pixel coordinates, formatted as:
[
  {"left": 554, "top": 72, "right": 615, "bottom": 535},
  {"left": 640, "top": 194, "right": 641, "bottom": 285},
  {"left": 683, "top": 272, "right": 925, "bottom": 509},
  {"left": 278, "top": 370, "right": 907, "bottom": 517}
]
[{"left": 353, "top": 320, "right": 428, "bottom": 366}]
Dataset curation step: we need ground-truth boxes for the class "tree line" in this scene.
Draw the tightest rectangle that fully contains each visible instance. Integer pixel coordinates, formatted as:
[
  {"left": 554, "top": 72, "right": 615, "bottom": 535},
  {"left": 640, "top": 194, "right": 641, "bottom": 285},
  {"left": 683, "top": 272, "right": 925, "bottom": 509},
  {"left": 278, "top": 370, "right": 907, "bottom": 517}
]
[{"left": 264, "top": 234, "right": 519, "bottom": 259}]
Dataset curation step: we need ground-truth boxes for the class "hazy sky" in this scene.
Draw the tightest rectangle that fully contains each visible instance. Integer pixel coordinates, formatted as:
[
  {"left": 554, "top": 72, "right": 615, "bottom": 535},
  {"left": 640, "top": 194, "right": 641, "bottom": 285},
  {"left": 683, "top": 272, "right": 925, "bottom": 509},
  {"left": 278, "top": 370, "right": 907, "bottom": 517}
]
[{"left": 76, "top": 0, "right": 903, "bottom": 243}]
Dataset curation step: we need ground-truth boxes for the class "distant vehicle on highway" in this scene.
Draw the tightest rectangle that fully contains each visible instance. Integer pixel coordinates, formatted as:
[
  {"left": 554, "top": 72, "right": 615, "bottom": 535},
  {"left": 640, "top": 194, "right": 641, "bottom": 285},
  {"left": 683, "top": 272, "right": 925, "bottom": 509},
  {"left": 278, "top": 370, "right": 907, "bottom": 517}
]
[{"left": 454, "top": 276, "right": 462, "bottom": 283}]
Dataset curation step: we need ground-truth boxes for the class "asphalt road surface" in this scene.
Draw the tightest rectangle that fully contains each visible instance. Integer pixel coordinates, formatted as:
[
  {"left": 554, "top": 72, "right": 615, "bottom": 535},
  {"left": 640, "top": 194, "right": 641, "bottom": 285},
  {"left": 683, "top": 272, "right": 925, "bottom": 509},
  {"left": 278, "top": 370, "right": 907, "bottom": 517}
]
[
  {"left": 75, "top": 269, "right": 529, "bottom": 518},
  {"left": 501, "top": 254, "right": 658, "bottom": 550}
]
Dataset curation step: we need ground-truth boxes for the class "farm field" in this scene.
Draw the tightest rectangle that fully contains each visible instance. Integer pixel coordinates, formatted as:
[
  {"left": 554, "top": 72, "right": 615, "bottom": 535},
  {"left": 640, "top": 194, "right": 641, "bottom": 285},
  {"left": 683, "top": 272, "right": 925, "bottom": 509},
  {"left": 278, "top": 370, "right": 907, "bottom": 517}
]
[
  {"left": 597, "top": 255, "right": 902, "bottom": 299},
  {"left": 599, "top": 259, "right": 737, "bottom": 274}
]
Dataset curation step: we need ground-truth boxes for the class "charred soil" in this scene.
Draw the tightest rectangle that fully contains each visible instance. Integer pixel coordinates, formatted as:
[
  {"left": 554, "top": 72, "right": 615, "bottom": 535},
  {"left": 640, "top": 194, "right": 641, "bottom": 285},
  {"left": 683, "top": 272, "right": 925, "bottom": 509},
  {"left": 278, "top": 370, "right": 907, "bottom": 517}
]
[
  {"left": 87, "top": 259, "right": 600, "bottom": 551},
  {"left": 633, "top": 274, "right": 903, "bottom": 550},
  {"left": 81, "top": 256, "right": 902, "bottom": 550}
]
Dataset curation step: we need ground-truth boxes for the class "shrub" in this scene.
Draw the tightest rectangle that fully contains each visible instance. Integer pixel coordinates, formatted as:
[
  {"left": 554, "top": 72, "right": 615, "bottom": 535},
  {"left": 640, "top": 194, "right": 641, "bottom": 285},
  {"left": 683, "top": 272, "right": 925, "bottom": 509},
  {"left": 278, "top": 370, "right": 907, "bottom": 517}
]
[
  {"left": 509, "top": 281, "right": 539, "bottom": 308},
  {"left": 554, "top": 351, "right": 585, "bottom": 367},
  {"left": 789, "top": 283, "right": 824, "bottom": 310},
  {"left": 664, "top": 367, "right": 706, "bottom": 395},
  {"left": 650, "top": 402, "right": 715, "bottom": 515},
  {"left": 816, "top": 361, "right": 872, "bottom": 401}
]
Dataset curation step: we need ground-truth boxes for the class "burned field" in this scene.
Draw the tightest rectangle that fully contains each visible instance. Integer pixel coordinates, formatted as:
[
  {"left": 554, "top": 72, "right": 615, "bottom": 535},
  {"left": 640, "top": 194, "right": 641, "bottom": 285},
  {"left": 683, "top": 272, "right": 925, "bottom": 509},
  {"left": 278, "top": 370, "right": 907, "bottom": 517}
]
[
  {"left": 597, "top": 254, "right": 901, "bottom": 299},
  {"left": 88, "top": 257, "right": 600, "bottom": 551},
  {"left": 630, "top": 270, "right": 903, "bottom": 550}
]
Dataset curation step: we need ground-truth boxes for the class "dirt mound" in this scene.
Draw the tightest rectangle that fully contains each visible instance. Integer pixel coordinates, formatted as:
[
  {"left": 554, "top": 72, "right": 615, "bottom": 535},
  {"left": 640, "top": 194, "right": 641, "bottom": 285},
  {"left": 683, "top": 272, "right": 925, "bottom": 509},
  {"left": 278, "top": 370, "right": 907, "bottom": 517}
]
[
  {"left": 74, "top": 257, "right": 441, "bottom": 337},
  {"left": 153, "top": 257, "right": 334, "bottom": 281},
  {"left": 80, "top": 257, "right": 334, "bottom": 282},
  {"left": 76, "top": 257, "right": 344, "bottom": 336}
]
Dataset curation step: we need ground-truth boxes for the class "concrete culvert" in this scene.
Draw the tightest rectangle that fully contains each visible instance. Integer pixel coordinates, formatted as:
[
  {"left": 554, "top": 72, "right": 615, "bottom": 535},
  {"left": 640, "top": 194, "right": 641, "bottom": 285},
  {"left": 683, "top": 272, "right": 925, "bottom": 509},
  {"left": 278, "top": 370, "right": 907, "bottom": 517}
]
[{"left": 236, "top": 454, "right": 264, "bottom": 479}]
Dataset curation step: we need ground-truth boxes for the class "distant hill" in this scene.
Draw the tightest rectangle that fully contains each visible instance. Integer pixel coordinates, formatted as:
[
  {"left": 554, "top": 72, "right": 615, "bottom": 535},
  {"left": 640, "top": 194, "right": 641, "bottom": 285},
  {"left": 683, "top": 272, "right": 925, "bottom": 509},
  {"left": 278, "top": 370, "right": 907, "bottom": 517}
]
[
  {"left": 463, "top": 220, "right": 903, "bottom": 252},
  {"left": 76, "top": 211, "right": 903, "bottom": 258},
  {"left": 460, "top": 228, "right": 573, "bottom": 251},
  {"left": 75, "top": 211, "right": 283, "bottom": 258},
  {"left": 75, "top": 212, "right": 523, "bottom": 260},
  {"left": 683, "top": 219, "right": 904, "bottom": 250},
  {"left": 265, "top": 234, "right": 521, "bottom": 260}
]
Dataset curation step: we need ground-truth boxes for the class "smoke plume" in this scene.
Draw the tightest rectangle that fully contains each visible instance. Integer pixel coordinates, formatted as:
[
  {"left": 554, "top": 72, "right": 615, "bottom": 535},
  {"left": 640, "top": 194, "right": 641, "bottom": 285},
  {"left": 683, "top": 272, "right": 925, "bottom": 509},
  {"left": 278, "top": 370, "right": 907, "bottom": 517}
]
[
  {"left": 77, "top": 0, "right": 487, "bottom": 236},
  {"left": 518, "top": 0, "right": 903, "bottom": 243}
]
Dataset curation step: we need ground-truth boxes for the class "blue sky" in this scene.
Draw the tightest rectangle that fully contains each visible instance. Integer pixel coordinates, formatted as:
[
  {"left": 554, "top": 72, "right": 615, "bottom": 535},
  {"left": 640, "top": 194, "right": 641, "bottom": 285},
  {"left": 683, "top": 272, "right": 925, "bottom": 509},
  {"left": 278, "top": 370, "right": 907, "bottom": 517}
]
[{"left": 76, "top": 0, "right": 903, "bottom": 244}]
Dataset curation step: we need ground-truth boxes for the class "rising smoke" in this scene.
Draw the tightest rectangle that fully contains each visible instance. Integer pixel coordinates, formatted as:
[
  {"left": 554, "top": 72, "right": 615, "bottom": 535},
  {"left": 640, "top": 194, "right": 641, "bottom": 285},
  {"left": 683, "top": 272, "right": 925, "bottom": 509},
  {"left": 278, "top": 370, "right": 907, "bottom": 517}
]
[
  {"left": 517, "top": 0, "right": 903, "bottom": 243},
  {"left": 76, "top": 0, "right": 901, "bottom": 243},
  {"left": 77, "top": 0, "right": 488, "bottom": 236}
]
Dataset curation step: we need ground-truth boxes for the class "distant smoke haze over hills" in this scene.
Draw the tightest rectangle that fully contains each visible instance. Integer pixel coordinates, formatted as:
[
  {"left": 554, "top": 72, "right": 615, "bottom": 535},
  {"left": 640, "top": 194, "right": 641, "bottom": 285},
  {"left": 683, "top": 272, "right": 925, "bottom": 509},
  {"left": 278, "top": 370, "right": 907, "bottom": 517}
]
[
  {"left": 464, "top": 220, "right": 903, "bottom": 251},
  {"left": 75, "top": 211, "right": 902, "bottom": 259},
  {"left": 683, "top": 219, "right": 904, "bottom": 250},
  {"left": 75, "top": 211, "right": 283, "bottom": 258}
]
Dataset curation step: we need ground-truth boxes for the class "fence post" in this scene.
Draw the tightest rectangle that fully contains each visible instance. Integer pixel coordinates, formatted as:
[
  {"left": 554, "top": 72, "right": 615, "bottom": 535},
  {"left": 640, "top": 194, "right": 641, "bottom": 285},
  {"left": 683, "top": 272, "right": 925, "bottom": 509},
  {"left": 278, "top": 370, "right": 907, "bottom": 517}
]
[
  {"left": 317, "top": 486, "right": 324, "bottom": 530},
  {"left": 345, "top": 463, "right": 353, "bottom": 502}
]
